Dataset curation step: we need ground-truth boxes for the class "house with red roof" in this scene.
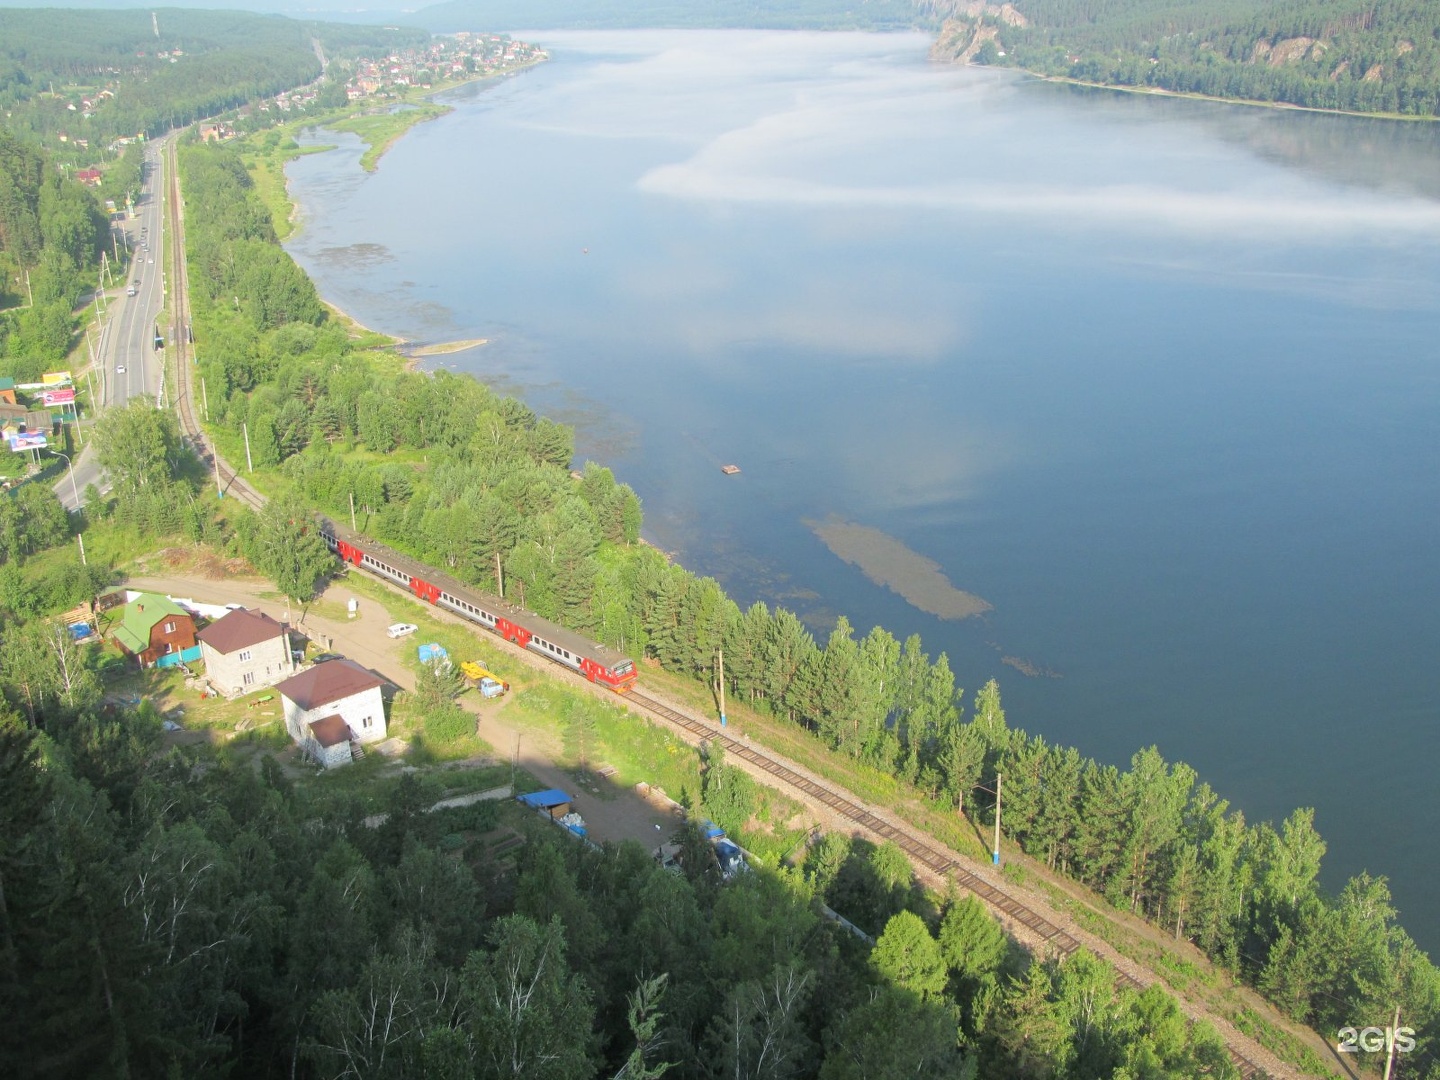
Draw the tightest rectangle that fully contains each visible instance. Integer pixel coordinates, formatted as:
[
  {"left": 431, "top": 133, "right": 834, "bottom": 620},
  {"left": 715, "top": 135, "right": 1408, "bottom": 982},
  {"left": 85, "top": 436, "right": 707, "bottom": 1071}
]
[
  {"left": 196, "top": 607, "right": 296, "bottom": 697},
  {"left": 275, "top": 659, "right": 387, "bottom": 768}
]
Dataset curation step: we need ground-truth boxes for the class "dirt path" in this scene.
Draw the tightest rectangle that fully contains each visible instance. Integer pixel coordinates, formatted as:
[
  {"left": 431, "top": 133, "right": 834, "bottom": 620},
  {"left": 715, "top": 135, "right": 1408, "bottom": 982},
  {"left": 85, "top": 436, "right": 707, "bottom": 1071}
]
[{"left": 126, "top": 571, "right": 683, "bottom": 851}]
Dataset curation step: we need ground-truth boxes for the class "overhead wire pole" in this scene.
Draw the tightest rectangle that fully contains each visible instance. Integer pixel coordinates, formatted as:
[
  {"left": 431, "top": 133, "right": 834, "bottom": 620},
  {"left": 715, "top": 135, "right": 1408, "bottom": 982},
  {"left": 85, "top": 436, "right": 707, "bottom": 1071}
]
[
  {"left": 717, "top": 645, "right": 726, "bottom": 727},
  {"left": 974, "top": 773, "right": 1003, "bottom": 866}
]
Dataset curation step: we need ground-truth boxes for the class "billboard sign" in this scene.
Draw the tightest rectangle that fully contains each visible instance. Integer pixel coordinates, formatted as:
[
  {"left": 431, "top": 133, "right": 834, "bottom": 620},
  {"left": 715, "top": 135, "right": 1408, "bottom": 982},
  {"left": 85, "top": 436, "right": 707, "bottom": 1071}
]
[
  {"left": 41, "top": 372, "right": 71, "bottom": 387},
  {"left": 41, "top": 388, "right": 76, "bottom": 406},
  {"left": 7, "top": 431, "right": 47, "bottom": 451}
]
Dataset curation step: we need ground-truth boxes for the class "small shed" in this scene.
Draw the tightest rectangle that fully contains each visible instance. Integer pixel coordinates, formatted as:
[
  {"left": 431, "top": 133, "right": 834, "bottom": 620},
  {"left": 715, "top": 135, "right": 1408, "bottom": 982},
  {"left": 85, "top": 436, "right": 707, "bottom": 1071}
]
[
  {"left": 306, "top": 714, "right": 356, "bottom": 769},
  {"left": 517, "top": 789, "right": 572, "bottom": 821}
]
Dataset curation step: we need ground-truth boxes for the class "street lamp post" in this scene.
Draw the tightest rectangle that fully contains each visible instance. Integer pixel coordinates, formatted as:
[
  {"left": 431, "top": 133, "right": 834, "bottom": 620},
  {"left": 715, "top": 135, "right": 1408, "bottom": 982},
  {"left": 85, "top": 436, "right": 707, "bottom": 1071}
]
[
  {"left": 48, "top": 450, "right": 86, "bottom": 566},
  {"left": 49, "top": 449, "right": 81, "bottom": 510}
]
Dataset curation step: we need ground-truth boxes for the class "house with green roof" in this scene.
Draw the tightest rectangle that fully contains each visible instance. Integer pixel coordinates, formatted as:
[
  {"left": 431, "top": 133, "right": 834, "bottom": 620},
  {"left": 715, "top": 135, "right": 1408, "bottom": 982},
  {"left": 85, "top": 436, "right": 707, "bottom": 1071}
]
[{"left": 110, "top": 592, "right": 200, "bottom": 668}]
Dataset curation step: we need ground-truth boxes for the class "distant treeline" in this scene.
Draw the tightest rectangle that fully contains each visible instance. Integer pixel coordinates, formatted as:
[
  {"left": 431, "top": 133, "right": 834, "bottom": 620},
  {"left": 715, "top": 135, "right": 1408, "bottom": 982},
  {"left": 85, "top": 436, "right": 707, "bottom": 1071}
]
[
  {"left": 414, "top": 0, "right": 933, "bottom": 32},
  {"left": 0, "top": 9, "right": 428, "bottom": 153},
  {"left": 942, "top": 0, "right": 1440, "bottom": 115},
  {"left": 179, "top": 132, "right": 1440, "bottom": 1069}
]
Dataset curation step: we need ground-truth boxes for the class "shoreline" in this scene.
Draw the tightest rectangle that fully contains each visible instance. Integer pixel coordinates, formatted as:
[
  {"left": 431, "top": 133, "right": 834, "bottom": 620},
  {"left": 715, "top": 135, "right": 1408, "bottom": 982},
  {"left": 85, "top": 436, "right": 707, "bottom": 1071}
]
[
  {"left": 1022, "top": 68, "right": 1440, "bottom": 123},
  {"left": 267, "top": 61, "right": 550, "bottom": 356}
]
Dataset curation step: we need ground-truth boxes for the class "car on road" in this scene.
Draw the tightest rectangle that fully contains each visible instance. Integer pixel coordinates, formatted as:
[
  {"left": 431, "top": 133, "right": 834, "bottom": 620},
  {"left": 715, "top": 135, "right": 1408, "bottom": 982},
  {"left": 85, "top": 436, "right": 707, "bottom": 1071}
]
[
  {"left": 309, "top": 652, "right": 343, "bottom": 664},
  {"left": 386, "top": 623, "right": 418, "bottom": 639},
  {"left": 115, "top": 365, "right": 126, "bottom": 374},
  {"left": 127, "top": 286, "right": 136, "bottom": 296},
  {"left": 147, "top": 258, "right": 153, "bottom": 264}
]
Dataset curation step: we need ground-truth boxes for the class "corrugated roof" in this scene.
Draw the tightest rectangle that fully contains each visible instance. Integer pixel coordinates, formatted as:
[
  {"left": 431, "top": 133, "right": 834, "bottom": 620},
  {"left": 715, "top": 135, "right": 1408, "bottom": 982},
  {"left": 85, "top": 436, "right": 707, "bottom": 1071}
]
[
  {"left": 308, "top": 714, "right": 351, "bottom": 748},
  {"left": 113, "top": 593, "right": 190, "bottom": 655},
  {"left": 197, "top": 607, "right": 286, "bottom": 655},
  {"left": 276, "top": 659, "right": 385, "bottom": 712}
]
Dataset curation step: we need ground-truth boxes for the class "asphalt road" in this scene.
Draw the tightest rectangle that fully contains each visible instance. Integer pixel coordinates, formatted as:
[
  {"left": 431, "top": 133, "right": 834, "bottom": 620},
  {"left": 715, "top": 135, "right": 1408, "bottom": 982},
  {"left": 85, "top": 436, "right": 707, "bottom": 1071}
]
[{"left": 58, "top": 136, "right": 171, "bottom": 511}]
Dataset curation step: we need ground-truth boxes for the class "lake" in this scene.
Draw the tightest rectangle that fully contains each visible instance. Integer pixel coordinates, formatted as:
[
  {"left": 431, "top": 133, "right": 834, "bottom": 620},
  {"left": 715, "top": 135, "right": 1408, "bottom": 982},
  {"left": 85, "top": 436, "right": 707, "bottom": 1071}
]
[{"left": 283, "top": 30, "right": 1440, "bottom": 951}]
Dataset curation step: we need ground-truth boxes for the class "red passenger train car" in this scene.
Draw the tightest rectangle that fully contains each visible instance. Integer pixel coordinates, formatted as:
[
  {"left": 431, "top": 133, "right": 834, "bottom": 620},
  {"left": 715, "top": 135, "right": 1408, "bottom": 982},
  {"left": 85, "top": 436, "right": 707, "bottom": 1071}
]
[{"left": 319, "top": 520, "right": 637, "bottom": 692}]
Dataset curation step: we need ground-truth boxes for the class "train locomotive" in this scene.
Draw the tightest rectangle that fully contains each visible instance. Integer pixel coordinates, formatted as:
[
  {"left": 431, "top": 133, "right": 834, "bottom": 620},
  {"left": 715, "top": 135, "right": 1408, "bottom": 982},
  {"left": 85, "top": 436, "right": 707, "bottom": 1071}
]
[{"left": 317, "top": 518, "right": 637, "bottom": 692}]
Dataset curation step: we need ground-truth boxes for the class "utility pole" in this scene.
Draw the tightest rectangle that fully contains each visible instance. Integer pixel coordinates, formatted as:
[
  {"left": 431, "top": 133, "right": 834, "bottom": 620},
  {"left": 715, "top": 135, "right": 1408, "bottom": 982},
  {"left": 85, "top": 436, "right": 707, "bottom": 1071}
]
[
  {"left": 1383, "top": 1005, "right": 1402, "bottom": 1080},
  {"left": 495, "top": 550, "right": 504, "bottom": 598},
  {"left": 214, "top": 453, "right": 223, "bottom": 499},
  {"left": 243, "top": 422, "right": 253, "bottom": 472},
  {"left": 76, "top": 532, "right": 87, "bottom": 566},
  {"left": 200, "top": 376, "right": 208, "bottom": 421},
  {"left": 717, "top": 646, "right": 726, "bottom": 727},
  {"left": 993, "top": 772, "right": 1003, "bottom": 867},
  {"left": 349, "top": 490, "right": 357, "bottom": 532}
]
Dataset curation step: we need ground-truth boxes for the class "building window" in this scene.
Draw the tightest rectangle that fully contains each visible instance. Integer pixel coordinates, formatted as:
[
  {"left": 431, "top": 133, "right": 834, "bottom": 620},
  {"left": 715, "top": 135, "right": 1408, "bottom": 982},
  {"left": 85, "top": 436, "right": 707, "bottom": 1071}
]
[
  {"left": 363, "top": 716, "right": 372, "bottom": 729},
  {"left": 242, "top": 672, "right": 255, "bottom": 686},
  {"left": 239, "top": 649, "right": 252, "bottom": 662},
  {"left": 163, "top": 621, "right": 176, "bottom": 634},
  {"left": 164, "top": 642, "right": 174, "bottom": 654}
]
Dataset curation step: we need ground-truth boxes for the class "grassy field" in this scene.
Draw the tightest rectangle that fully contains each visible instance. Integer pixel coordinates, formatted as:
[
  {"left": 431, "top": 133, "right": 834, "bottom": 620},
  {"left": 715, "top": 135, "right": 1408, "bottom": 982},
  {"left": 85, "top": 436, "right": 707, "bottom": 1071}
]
[{"left": 327, "top": 102, "right": 452, "bottom": 172}]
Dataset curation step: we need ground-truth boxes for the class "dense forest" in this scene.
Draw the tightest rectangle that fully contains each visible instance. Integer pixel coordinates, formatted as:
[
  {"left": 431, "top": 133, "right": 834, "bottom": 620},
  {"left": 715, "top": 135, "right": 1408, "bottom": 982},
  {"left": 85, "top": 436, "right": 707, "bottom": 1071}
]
[
  {"left": 0, "top": 9, "right": 428, "bottom": 155},
  {"left": 0, "top": 697, "right": 1261, "bottom": 1079},
  {"left": 0, "top": 125, "right": 108, "bottom": 378},
  {"left": 936, "top": 0, "right": 1440, "bottom": 115},
  {"left": 174, "top": 136, "right": 1440, "bottom": 1074}
]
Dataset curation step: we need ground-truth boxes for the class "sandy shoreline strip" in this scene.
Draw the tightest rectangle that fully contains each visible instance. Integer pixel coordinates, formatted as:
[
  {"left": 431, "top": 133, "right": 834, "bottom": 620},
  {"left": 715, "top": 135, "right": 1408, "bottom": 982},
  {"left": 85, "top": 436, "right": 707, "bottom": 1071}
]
[{"left": 404, "top": 338, "right": 489, "bottom": 357}]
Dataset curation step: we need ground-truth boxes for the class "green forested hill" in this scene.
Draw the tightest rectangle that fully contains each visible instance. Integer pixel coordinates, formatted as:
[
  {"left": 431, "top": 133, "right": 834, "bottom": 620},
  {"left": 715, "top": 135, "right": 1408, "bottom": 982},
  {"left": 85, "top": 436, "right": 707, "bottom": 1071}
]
[
  {"left": 936, "top": 0, "right": 1440, "bottom": 115},
  {"left": 0, "top": 9, "right": 428, "bottom": 149}
]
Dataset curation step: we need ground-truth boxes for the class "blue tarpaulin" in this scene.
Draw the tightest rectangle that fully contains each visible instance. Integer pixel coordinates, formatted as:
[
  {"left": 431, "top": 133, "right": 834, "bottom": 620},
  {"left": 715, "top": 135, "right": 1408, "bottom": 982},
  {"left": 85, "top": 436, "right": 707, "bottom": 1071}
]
[{"left": 517, "top": 789, "right": 572, "bottom": 810}]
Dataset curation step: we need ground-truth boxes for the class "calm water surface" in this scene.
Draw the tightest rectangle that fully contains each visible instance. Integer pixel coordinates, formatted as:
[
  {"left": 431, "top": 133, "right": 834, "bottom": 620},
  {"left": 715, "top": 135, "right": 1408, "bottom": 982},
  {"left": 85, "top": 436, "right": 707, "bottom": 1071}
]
[{"left": 284, "top": 31, "right": 1440, "bottom": 950}]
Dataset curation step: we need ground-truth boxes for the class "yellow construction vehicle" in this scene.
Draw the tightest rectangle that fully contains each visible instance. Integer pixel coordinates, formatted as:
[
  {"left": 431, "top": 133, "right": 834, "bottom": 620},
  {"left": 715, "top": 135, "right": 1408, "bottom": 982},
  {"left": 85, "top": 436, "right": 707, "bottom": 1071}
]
[{"left": 460, "top": 661, "right": 510, "bottom": 698}]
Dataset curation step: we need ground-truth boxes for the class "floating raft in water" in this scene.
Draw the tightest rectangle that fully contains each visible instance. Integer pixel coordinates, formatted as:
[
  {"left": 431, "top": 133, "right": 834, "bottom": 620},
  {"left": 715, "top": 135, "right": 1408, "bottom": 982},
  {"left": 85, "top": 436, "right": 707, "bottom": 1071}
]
[{"left": 721, "top": 464, "right": 741, "bottom": 475}]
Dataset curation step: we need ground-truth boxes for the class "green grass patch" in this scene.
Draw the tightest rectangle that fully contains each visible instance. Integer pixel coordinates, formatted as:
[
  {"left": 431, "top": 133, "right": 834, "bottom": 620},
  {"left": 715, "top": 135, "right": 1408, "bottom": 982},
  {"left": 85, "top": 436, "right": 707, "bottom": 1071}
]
[
  {"left": 1232, "top": 1008, "right": 1337, "bottom": 1077},
  {"left": 328, "top": 102, "right": 451, "bottom": 172}
]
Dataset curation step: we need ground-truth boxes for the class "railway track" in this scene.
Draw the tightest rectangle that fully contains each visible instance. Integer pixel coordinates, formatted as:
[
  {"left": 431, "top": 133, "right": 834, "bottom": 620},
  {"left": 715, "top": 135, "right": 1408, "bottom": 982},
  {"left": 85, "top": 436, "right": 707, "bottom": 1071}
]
[
  {"left": 628, "top": 690, "right": 1273, "bottom": 1078},
  {"left": 164, "top": 137, "right": 265, "bottom": 515},
  {"left": 158, "top": 135, "right": 1272, "bottom": 1079},
  {"left": 629, "top": 690, "right": 1085, "bottom": 952}
]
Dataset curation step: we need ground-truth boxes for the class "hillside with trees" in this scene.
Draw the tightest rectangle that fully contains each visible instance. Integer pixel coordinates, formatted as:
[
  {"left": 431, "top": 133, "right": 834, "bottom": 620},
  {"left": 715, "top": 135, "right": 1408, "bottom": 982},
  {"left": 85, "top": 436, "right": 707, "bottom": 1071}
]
[
  {"left": 933, "top": 0, "right": 1440, "bottom": 115},
  {"left": 0, "top": 9, "right": 429, "bottom": 156},
  {"left": 0, "top": 125, "right": 108, "bottom": 380}
]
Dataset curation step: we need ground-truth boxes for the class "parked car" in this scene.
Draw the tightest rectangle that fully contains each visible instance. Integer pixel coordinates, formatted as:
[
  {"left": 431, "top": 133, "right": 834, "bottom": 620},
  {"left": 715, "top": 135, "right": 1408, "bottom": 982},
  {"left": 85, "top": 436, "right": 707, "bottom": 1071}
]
[{"left": 386, "top": 623, "right": 418, "bottom": 639}]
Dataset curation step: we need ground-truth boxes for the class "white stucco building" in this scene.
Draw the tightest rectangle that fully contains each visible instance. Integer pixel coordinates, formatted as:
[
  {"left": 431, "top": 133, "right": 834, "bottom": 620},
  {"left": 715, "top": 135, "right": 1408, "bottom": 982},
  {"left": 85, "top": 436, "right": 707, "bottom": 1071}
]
[
  {"left": 275, "top": 660, "right": 388, "bottom": 768},
  {"left": 196, "top": 608, "right": 295, "bottom": 697}
]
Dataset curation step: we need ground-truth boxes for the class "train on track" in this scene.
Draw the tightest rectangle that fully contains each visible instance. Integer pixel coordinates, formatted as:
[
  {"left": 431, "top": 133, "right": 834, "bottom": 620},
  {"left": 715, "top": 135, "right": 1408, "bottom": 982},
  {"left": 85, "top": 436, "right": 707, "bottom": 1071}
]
[{"left": 316, "top": 518, "right": 638, "bottom": 692}]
